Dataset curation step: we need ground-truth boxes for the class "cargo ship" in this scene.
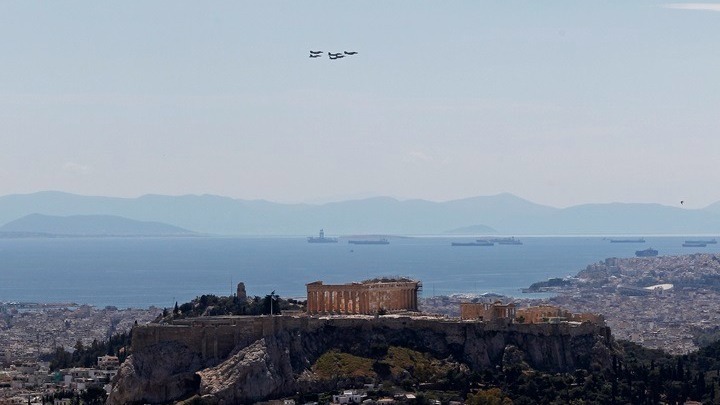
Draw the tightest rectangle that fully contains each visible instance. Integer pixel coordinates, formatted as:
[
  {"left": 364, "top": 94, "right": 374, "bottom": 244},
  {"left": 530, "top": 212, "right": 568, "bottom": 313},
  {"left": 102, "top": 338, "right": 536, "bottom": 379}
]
[
  {"left": 488, "top": 237, "right": 522, "bottom": 245},
  {"left": 685, "top": 238, "right": 717, "bottom": 244},
  {"left": 452, "top": 240, "right": 494, "bottom": 247},
  {"left": 635, "top": 248, "right": 658, "bottom": 257},
  {"left": 683, "top": 242, "right": 707, "bottom": 247},
  {"left": 610, "top": 238, "right": 646, "bottom": 243},
  {"left": 348, "top": 238, "right": 390, "bottom": 245},
  {"left": 307, "top": 229, "right": 338, "bottom": 243}
]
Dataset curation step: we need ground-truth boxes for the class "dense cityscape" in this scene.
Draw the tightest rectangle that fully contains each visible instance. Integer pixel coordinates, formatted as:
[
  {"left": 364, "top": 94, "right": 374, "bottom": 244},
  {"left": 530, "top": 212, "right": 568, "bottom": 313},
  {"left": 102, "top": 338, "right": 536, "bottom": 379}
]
[{"left": 0, "top": 304, "right": 156, "bottom": 404}]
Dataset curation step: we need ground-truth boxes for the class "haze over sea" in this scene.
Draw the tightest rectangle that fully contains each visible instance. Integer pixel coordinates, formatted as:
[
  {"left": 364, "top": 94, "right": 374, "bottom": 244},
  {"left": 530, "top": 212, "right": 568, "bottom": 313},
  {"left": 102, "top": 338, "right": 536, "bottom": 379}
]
[{"left": 1, "top": 236, "right": 718, "bottom": 309}]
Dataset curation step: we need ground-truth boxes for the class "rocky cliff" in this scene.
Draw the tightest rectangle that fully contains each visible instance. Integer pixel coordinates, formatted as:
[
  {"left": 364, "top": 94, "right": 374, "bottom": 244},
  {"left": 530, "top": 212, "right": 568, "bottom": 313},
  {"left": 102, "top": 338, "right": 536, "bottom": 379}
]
[{"left": 108, "top": 316, "right": 613, "bottom": 404}]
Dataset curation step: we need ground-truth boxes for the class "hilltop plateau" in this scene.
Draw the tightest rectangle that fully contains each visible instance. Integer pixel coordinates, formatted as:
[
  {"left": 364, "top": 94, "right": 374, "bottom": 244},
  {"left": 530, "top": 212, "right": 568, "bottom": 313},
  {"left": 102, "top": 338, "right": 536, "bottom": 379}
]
[{"left": 108, "top": 316, "right": 613, "bottom": 404}]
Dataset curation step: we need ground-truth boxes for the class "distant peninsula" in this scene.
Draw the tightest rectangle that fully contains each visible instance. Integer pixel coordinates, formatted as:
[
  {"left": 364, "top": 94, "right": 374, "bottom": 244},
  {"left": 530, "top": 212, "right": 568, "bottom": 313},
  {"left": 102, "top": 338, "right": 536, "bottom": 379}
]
[{"left": 0, "top": 213, "right": 197, "bottom": 237}]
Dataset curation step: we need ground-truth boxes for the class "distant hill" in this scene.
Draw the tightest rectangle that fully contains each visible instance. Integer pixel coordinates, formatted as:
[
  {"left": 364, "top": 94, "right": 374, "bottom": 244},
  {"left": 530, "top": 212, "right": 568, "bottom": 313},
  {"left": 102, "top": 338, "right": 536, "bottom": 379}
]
[
  {"left": 0, "top": 214, "right": 196, "bottom": 237},
  {"left": 0, "top": 191, "right": 719, "bottom": 235},
  {"left": 444, "top": 224, "right": 498, "bottom": 235},
  {"left": 705, "top": 201, "right": 720, "bottom": 215}
]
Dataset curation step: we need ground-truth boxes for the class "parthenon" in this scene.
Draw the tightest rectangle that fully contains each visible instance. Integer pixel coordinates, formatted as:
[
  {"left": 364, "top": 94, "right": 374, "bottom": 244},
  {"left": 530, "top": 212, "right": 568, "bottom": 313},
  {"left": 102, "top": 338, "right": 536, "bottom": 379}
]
[{"left": 306, "top": 278, "right": 421, "bottom": 315}]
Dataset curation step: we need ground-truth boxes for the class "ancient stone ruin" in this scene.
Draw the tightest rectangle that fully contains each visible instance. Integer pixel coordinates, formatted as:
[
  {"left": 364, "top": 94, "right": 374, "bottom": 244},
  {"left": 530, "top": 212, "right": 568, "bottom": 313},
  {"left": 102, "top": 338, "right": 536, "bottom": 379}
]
[{"left": 306, "top": 277, "right": 420, "bottom": 315}]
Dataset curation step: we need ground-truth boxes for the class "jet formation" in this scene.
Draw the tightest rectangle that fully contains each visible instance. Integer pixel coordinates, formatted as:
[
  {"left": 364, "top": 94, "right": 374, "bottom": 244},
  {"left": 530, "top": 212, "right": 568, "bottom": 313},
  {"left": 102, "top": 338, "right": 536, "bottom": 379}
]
[{"left": 309, "top": 50, "right": 358, "bottom": 60}]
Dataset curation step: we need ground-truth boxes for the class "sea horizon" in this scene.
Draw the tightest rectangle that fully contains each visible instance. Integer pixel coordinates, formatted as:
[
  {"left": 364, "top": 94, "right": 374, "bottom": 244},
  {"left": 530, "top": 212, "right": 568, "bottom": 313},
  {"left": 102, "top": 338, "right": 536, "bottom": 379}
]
[{"left": 1, "top": 235, "right": 718, "bottom": 309}]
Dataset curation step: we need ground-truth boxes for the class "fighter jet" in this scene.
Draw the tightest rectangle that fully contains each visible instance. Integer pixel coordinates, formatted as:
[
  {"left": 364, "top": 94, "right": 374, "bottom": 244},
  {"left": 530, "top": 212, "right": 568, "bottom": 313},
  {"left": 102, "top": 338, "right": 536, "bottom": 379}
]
[
  {"left": 344, "top": 51, "right": 358, "bottom": 55},
  {"left": 310, "top": 50, "right": 323, "bottom": 55},
  {"left": 309, "top": 54, "right": 321, "bottom": 58},
  {"left": 328, "top": 52, "right": 343, "bottom": 57}
]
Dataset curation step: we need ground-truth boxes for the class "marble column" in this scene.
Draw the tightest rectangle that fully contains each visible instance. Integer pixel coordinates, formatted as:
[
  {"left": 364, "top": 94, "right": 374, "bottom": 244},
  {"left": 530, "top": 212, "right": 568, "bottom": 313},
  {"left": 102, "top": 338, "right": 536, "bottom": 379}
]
[{"left": 344, "top": 291, "right": 351, "bottom": 313}]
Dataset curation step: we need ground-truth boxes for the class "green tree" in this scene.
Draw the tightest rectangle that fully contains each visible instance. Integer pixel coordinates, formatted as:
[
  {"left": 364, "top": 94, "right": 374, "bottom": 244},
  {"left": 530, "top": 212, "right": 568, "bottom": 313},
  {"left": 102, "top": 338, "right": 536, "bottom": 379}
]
[
  {"left": 81, "top": 386, "right": 107, "bottom": 404},
  {"left": 262, "top": 292, "right": 280, "bottom": 315},
  {"left": 466, "top": 388, "right": 513, "bottom": 405}
]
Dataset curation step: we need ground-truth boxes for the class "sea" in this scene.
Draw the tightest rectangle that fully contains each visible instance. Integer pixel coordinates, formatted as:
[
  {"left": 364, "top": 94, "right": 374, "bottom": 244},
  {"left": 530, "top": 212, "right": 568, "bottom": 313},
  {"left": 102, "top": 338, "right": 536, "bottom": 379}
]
[{"left": 0, "top": 236, "right": 718, "bottom": 309}]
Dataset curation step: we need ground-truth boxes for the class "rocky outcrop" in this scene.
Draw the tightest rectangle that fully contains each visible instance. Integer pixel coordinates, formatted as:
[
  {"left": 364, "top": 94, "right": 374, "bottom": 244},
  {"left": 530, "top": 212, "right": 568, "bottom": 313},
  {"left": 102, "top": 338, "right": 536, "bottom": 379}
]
[
  {"left": 107, "top": 341, "right": 202, "bottom": 405},
  {"left": 198, "top": 338, "right": 295, "bottom": 404},
  {"left": 109, "top": 316, "right": 614, "bottom": 404}
]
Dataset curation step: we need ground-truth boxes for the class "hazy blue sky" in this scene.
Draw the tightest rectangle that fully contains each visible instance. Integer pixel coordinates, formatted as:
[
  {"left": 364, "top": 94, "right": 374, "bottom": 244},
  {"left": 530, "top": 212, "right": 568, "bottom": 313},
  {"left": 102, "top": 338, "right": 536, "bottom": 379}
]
[{"left": 1, "top": 1, "right": 719, "bottom": 208}]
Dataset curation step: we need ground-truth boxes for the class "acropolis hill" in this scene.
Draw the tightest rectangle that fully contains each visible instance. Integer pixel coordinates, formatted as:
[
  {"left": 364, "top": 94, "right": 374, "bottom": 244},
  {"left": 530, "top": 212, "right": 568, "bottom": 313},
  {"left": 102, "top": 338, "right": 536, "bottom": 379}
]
[{"left": 109, "top": 311, "right": 613, "bottom": 404}]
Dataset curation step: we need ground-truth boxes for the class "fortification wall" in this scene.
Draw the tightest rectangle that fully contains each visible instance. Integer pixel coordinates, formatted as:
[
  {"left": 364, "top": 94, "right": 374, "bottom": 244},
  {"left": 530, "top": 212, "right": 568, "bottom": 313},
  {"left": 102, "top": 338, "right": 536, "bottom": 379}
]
[
  {"left": 132, "top": 316, "right": 307, "bottom": 361},
  {"left": 132, "top": 315, "right": 609, "bottom": 365}
]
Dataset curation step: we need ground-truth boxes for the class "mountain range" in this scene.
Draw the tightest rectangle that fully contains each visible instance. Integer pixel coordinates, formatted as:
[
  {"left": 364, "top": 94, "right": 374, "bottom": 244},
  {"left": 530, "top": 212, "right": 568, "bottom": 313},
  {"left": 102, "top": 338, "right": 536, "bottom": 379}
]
[{"left": 1, "top": 191, "right": 719, "bottom": 236}]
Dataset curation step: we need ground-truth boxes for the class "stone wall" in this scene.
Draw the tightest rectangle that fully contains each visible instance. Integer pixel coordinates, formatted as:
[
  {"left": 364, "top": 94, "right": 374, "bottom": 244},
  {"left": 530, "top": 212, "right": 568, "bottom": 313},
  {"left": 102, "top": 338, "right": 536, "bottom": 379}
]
[
  {"left": 460, "top": 302, "right": 516, "bottom": 321},
  {"left": 131, "top": 316, "right": 302, "bottom": 363},
  {"left": 516, "top": 306, "right": 606, "bottom": 325},
  {"left": 130, "top": 315, "right": 610, "bottom": 367},
  {"left": 516, "top": 305, "right": 570, "bottom": 323}
]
